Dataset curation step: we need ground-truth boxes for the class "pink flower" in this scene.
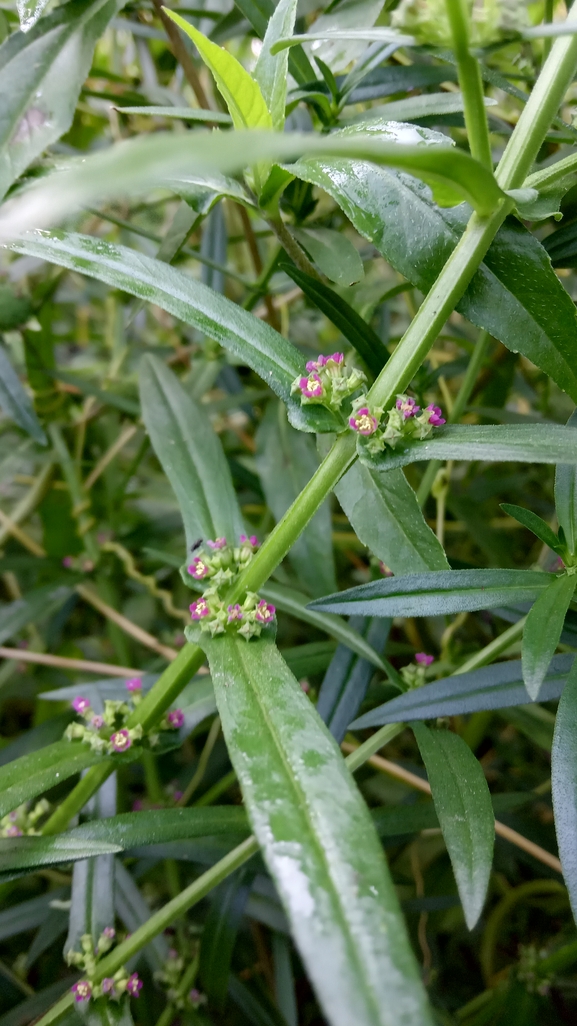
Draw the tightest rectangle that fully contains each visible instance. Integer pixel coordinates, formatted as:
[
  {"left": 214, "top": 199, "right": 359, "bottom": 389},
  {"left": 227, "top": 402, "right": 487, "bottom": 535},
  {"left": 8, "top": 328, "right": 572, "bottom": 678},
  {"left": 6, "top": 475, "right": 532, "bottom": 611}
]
[
  {"left": 188, "top": 557, "right": 210, "bottom": 580},
  {"left": 298, "top": 374, "right": 323, "bottom": 399},
  {"left": 125, "top": 677, "right": 142, "bottom": 692},
  {"left": 426, "top": 404, "right": 446, "bottom": 426},
  {"left": 132, "top": 799, "right": 144, "bottom": 812},
  {"left": 396, "top": 395, "right": 420, "bottom": 419},
  {"left": 207, "top": 537, "right": 227, "bottom": 550},
  {"left": 110, "top": 729, "right": 132, "bottom": 753},
  {"left": 71, "top": 981, "right": 92, "bottom": 1003},
  {"left": 167, "top": 709, "right": 184, "bottom": 729},
  {"left": 190, "top": 598, "right": 210, "bottom": 620},
  {"left": 101, "top": 979, "right": 115, "bottom": 995},
  {"left": 72, "top": 696, "right": 90, "bottom": 716},
  {"left": 227, "top": 603, "right": 243, "bottom": 622},
  {"left": 91, "top": 715, "right": 104, "bottom": 729},
  {"left": 102, "top": 927, "right": 115, "bottom": 940},
  {"left": 415, "top": 653, "right": 434, "bottom": 666},
  {"left": 62, "top": 556, "right": 74, "bottom": 569},
  {"left": 255, "top": 600, "right": 275, "bottom": 624},
  {"left": 5, "top": 824, "right": 23, "bottom": 837},
  {"left": 379, "top": 562, "right": 394, "bottom": 577},
  {"left": 173, "top": 791, "right": 183, "bottom": 803},
  {"left": 349, "top": 407, "right": 379, "bottom": 436},
  {"left": 126, "top": 973, "right": 143, "bottom": 997},
  {"left": 306, "top": 353, "right": 343, "bottom": 371},
  {"left": 240, "top": 534, "right": 259, "bottom": 548}
]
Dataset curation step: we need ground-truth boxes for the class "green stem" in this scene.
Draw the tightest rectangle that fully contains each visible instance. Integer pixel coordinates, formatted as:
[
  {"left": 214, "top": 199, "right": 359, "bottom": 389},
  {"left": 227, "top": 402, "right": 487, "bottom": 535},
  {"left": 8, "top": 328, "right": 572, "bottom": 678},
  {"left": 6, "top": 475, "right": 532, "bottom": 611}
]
[
  {"left": 193, "top": 768, "right": 236, "bottom": 806},
  {"left": 445, "top": 0, "right": 493, "bottom": 169},
  {"left": 42, "top": 763, "right": 114, "bottom": 835},
  {"left": 543, "top": 0, "right": 555, "bottom": 62},
  {"left": 344, "top": 723, "right": 404, "bottom": 773},
  {"left": 454, "top": 616, "right": 526, "bottom": 674},
  {"left": 49, "top": 424, "right": 98, "bottom": 563}
]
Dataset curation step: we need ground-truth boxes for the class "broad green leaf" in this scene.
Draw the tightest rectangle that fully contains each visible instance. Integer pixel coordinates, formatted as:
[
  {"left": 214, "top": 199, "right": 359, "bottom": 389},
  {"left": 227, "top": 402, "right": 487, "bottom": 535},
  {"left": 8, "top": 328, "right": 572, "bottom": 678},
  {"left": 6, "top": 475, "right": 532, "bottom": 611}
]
[
  {"left": 522, "top": 574, "right": 577, "bottom": 700},
  {"left": 199, "top": 868, "right": 254, "bottom": 1008},
  {"left": 165, "top": 13, "right": 272, "bottom": 132},
  {"left": 260, "top": 581, "right": 387, "bottom": 670},
  {"left": 359, "top": 425, "right": 577, "bottom": 472},
  {"left": 500, "top": 503, "right": 563, "bottom": 554},
  {"left": 552, "top": 658, "right": 577, "bottom": 924},
  {"left": 279, "top": 260, "right": 387, "bottom": 377},
  {"left": 309, "top": 569, "right": 551, "bottom": 619},
  {"left": 200, "top": 632, "right": 435, "bottom": 1026},
  {"left": 0, "top": 346, "right": 46, "bottom": 444},
  {"left": 289, "top": 130, "right": 577, "bottom": 402},
  {"left": 317, "top": 617, "right": 390, "bottom": 742},
  {"left": 412, "top": 723, "right": 494, "bottom": 930},
  {"left": 11, "top": 232, "right": 339, "bottom": 435},
  {"left": 0, "top": 836, "right": 122, "bottom": 876},
  {"left": 555, "top": 410, "right": 577, "bottom": 557},
  {"left": 291, "top": 227, "right": 364, "bottom": 287},
  {"left": 0, "top": 584, "right": 71, "bottom": 646},
  {"left": 351, "top": 654, "right": 574, "bottom": 729},
  {"left": 255, "top": 403, "right": 336, "bottom": 598},
  {"left": 254, "top": 0, "right": 297, "bottom": 130},
  {"left": 0, "top": 0, "right": 125, "bottom": 201},
  {"left": 118, "top": 106, "right": 231, "bottom": 123},
  {"left": 335, "top": 463, "right": 449, "bottom": 574},
  {"left": 140, "top": 355, "right": 244, "bottom": 551}
]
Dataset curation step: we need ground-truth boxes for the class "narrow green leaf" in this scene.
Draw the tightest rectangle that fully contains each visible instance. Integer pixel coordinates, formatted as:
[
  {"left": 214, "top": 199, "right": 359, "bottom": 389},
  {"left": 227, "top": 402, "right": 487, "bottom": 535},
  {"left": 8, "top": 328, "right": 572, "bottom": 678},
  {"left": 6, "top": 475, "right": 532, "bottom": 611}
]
[
  {"left": 65, "top": 774, "right": 117, "bottom": 953},
  {"left": 0, "top": 584, "right": 71, "bottom": 645},
  {"left": 230, "top": 0, "right": 315, "bottom": 86},
  {"left": 291, "top": 227, "right": 364, "bottom": 287},
  {"left": 271, "top": 28, "right": 413, "bottom": 53},
  {"left": 11, "top": 232, "right": 339, "bottom": 435},
  {"left": 165, "top": 13, "right": 272, "bottom": 131},
  {"left": 118, "top": 106, "right": 231, "bottom": 123},
  {"left": 200, "top": 868, "right": 254, "bottom": 1008},
  {"left": 279, "top": 260, "right": 387, "bottom": 377},
  {"left": 0, "top": 347, "right": 46, "bottom": 444},
  {"left": 139, "top": 355, "right": 244, "bottom": 551},
  {"left": 412, "top": 723, "right": 494, "bottom": 930},
  {"left": 345, "top": 90, "right": 495, "bottom": 126},
  {"left": 0, "top": 837, "right": 122, "bottom": 876},
  {"left": 351, "top": 654, "right": 574, "bottom": 729},
  {"left": 0, "top": 980, "right": 72, "bottom": 1026},
  {"left": 552, "top": 658, "right": 577, "bottom": 924},
  {"left": 201, "top": 633, "right": 435, "bottom": 1026},
  {"left": 70, "top": 807, "right": 249, "bottom": 847},
  {"left": 522, "top": 574, "right": 577, "bottom": 700},
  {"left": 309, "top": 569, "right": 551, "bottom": 619},
  {"left": 254, "top": 0, "right": 297, "bottom": 130},
  {"left": 335, "top": 463, "right": 449, "bottom": 574},
  {"left": 555, "top": 410, "right": 577, "bottom": 557},
  {"left": 317, "top": 617, "right": 391, "bottom": 742},
  {"left": 0, "top": 0, "right": 125, "bottom": 201},
  {"left": 272, "top": 932, "right": 297, "bottom": 1026},
  {"left": 360, "top": 424, "right": 577, "bottom": 472},
  {"left": 0, "top": 888, "right": 68, "bottom": 942},
  {"left": 261, "top": 581, "right": 387, "bottom": 670},
  {"left": 500, "top": 503, "right": 563, "bottom": 554},
  {"left": 255, "top": 403, "right": 336, "bottom": 597}
]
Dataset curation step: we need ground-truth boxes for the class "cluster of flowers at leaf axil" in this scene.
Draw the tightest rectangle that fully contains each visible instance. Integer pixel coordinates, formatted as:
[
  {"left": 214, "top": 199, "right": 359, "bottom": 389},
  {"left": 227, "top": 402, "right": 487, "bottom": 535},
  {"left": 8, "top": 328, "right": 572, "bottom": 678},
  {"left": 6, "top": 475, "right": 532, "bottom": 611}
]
[
  {"left": 0, "top": 798, "right": 50, "bottom": 838},
  {"left": 186, "top": 534, "right": 276, "bottom": 640},
  {"left": 292, "top": 352, "right": 445, "bottom": 454},
  {"left": 68, "top": 929, "right": 142, "bottom": 1006},
  {"left": 400, "top": 652, "right": 435, "bottom": 690},
  {"left": 64, "top": 678, "right": 184, "bottom": 753}
]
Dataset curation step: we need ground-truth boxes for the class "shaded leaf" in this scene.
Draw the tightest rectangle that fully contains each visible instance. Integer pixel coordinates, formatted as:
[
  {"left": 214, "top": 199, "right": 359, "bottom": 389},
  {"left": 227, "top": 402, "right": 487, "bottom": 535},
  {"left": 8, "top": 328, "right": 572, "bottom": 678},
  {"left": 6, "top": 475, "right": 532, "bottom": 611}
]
[
  {"left": 291, "top": 227, "right": 364, "bottom": 286},
  {"left": 0, "top": 980, "right": 73, "bottom": 1026},
  {"left": 0, "top": 584, "right": 71, "bottom": 646},
  {"left": 555, "top": 410, "right": 577, "bottom": 557},
  {"left": 200, "top": 868, "right": 255, "bottom": 1008},
  {"left": 552, "top": 659, "right": 577, "bottom": 924},
  {"left": 0, "top": 837, "right": 122, "bottom": 876},
  {"left": 317, "top": 616, "right": 390, "bottom": 742},
  {"left": 500, "top": 503, "right": 563, "bottom": 554},
  {"left": 522, "top": 574, "right": 576, "bottom": 700},
  {"left": 0, "top": 888, "right": 68, "bottom": 942},
  {"left": 254, "top": 0, "right": 297, "bottom": 129},
  {"left": 115, "top": 860, "right": 169, "bottom": 972},
  {"left": 0, "top": 347, "right": 46, "bottom": 444}
]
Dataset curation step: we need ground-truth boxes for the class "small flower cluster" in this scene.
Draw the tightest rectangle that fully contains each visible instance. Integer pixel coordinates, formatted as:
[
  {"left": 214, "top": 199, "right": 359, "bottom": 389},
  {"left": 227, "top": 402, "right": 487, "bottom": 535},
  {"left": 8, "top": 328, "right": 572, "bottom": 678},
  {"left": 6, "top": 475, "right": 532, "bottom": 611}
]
[
  {"left": 291, "top": 353, "right": 366, "bottom": 411},
  {"left": 349, "top": 394, "right": 445, "bottom": 456},
  {"left": 391, "top": 0, "right": 527, "bottom": 48},
  {"left": 186, "top": 535, "right": 276, "bottom": 641},
  {"left": 155, "top": 950, "right": 207, "bottom": 1011},
  {"left": 517, "top": 944, "right": 553, "bottom": 997},
  {"left": 68, "top": 930, "right": 143, "bottom": 1006},
  {"left": 0, "top": 799, "right": 50, "bottom": 838},
  {"left": 64, "top": 679, "right": 183, "bottom": 753},
  {"left": 400, "top": 652, "right": 434, "bottom": 690}
]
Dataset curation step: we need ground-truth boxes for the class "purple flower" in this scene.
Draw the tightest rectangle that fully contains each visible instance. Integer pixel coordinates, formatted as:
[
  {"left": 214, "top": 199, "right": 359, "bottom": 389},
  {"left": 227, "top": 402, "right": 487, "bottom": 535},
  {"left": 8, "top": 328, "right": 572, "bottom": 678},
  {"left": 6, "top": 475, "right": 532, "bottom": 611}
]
[
  {"left": 167, "top": 709, "right": 184, "bottom": 729},
  {"left": 306, "top": 353, "right": 343, "bottom": 371},
  {"left": 101, "top": 979, "right": 115, "bottom": 996},
  {"left": 227, "top": 603, "right": 243, "bottom": 623},
  {"left": 379, "top": 562, "right": 394, "bottom": 577},
  {"left": 173, "top": 791, "right": 183, "bottom": 803},
  {"left": 71, "top": 981, "right": 92, "bottom": 1003},
  {"left": 188, "top": 557, "right": 210, "bottom": 580},
  {"left": 62, "top": 556, "right": 74, "bottom": 569},
  {"left": 240, "top": 534, "right": 259, "bottom": 548},
  {"left": 255, "top": 600, "right": 275, "bottom": 624},
  {"left": 102, "top": 927, "right": 115, "bottom": 940},
  {"left": 125, "top": 677, "right": 142, "bottom": 692},
  {"left": 207, "top": 537, "right": 227, "bottom": 550},
  {"left": 396, "top": 395, "right": 420, "bottom": 419},
  {"left": 110, "top": 729, "right": 132, "bottom": 753},
  {"left": 190, "top": 598, "right": 210, "bottom": 620},
  {"left": 132, "top": 799, "right": 144, "bottom": 811},
  {"left": 126, "top": 973, "right": 143, "bottom": 997},
  {"left": 349, "top": 407, "right": 379, "bottom": 436},
  {"left": 415, "top": 653, "right": 434, "bottom": 666},
  {"left": 90, "top": 715, "right": 104, "bottom": 729},
  {"left": 72, "top": 696, "right": 90, "bottom": 716},
  {"left": 298, "top": 374, "right": 323, "bottom": 399},
  {"left": 5, "top": 824, "right": 23, "bottom": 837},
  {"left": 426, "top": 404, "right": 446, "bottom": 426}
]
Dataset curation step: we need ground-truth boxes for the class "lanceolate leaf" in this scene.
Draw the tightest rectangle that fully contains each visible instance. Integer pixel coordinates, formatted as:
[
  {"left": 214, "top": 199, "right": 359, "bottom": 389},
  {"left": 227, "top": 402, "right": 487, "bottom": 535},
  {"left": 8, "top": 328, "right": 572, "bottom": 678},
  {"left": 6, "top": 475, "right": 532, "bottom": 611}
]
[
  {"left": 140, "top": 356, "right": 244, "bottom": 551},
  {"left": 201, "top": 633, "right": 435, "bottom": 1026},
  {"left": 10, "top": 232, "right": 339, "bottom": 435},
  {"left": 522, "top": 574, "right": 577, "bottom": 700},
  {"left": 309, "top": 569, "right": 552, "bottom": 619},
  {"left": 290, "top": 135, "right": 577, "bottom": 402},
  {"left": 351, "top": 654, "right": 575, "bottom": 729},
  {"left": 335, "top": 463, "right": 449, "bottom": 574},
  {"left": 0, "top": 0, "right": 125, "bottom": 201},
  {"left": 412, "top": 723, "right": 494, "bottom": 930},
  {"left": 360, "top": 424, "right": 577, "bottom": 473},
  {"left": 317, "top": 617, "right": 390, "bottom": 742},
  {"left": 555, "top": 409, "right": 577, "bottom": 557},
  {"left": 552, "top": 658, "right": 577, "bottom": 924},
  {"left": 254, "top": 0, "right": 298, "bottom": 130},
  {"left": 0, "top": 837, "right": 122, "bottom": 877},
  {"left": 0, "top": 347, "right": 46, "bottom": 444},
  {"left": 500, "top": 503, "right": 563, "bottom": 554}
]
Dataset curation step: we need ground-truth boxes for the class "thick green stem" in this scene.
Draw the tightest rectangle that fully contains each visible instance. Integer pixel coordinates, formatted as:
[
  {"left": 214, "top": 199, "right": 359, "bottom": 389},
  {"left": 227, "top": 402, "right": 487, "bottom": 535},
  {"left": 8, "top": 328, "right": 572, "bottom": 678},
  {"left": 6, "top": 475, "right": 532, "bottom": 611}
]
[{"left": 445, "top": 0, "right": 492, "bottom": 169}]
